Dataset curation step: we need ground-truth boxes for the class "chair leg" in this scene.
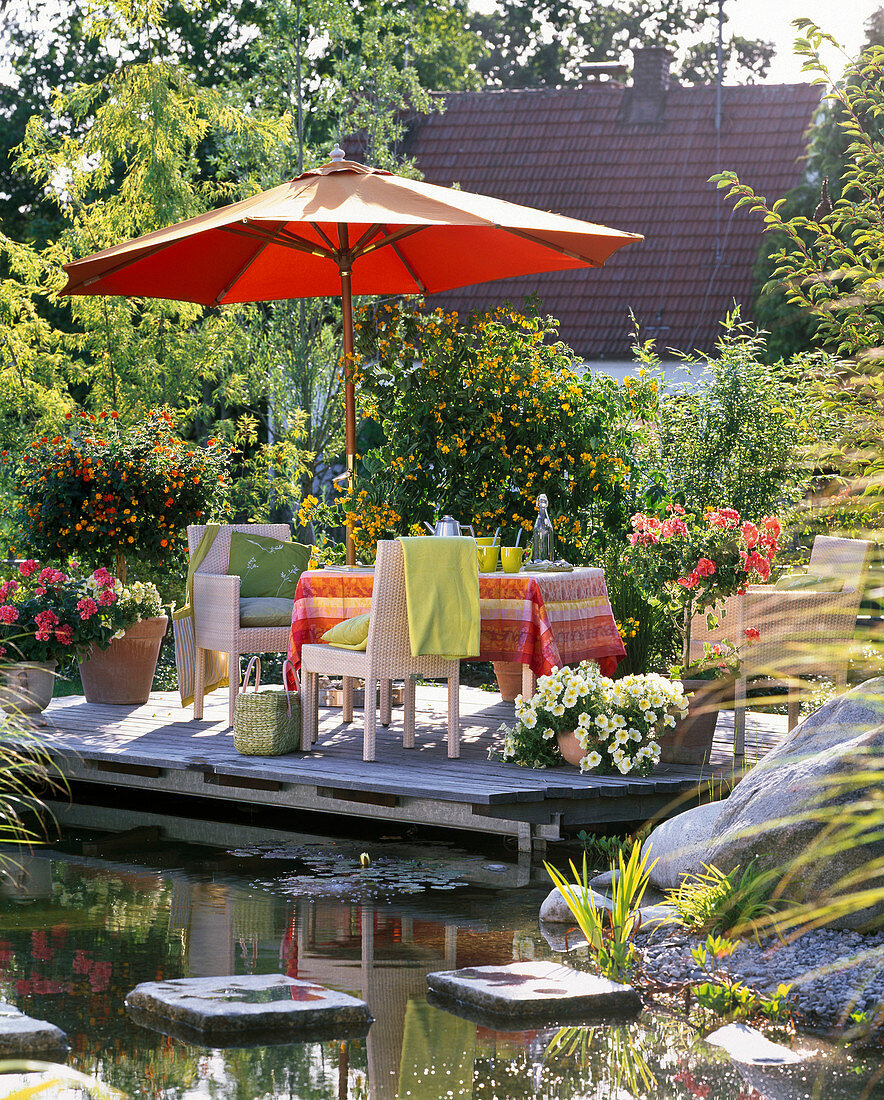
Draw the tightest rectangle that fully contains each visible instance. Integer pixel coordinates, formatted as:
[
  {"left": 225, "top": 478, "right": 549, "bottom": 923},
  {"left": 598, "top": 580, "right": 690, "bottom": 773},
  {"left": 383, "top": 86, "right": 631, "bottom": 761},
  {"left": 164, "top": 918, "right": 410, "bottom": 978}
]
[
  {"left": 228, "top": 652, "right": 240, "bottom": 728},
  {"left": 301, "top": 669, "right": 318, "bottom": 751},
  {"left": 380, "top": 680, "right": 392, "bottom": 727},
  {"left": 787, "top": 681, "right": 801, "bottom": 732},
  {"left": 193, "top": 647, "right": 206, "bottom": 720},
  {"left": 733, "top": 675, "right": 747, "bottom": 766},
  {"left": 447, "top": 665, "right": 460, "bottom": 759},
  {"left": 403, "top": 675, "right": 416, "bottom": 748},
  {"left": 363, "top": 682, "right": 377, "bottom": 762},
  {"left": 343, "top": 677, "right": 354, "bottom": 723}
]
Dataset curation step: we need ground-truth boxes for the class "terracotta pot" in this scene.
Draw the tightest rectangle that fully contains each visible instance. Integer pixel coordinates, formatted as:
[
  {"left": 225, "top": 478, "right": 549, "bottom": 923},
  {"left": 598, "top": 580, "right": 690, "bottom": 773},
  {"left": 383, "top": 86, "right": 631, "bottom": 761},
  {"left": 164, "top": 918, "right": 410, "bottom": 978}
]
[
  {"left": 0, "top": 660, "right": 57, "bottom": 714},
  {"left": 555, "top": 729, "right": 584, "bottom": 767},
  {"left": 660, "top": 677, "right": 734, "bottom": 765},
  {"left": 79, "top": 616, "right": 168, "bottom": 705},
  {"left": 493, "top": 660, "right": 523, "bottom": 703}
]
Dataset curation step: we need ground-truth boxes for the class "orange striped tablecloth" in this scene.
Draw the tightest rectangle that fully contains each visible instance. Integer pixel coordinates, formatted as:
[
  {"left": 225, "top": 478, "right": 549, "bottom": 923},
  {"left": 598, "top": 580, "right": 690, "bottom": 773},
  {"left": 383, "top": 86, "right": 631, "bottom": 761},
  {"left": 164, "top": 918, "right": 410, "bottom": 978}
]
[{"left": 287, "top": 567, "right": 625, "bottom": 677}]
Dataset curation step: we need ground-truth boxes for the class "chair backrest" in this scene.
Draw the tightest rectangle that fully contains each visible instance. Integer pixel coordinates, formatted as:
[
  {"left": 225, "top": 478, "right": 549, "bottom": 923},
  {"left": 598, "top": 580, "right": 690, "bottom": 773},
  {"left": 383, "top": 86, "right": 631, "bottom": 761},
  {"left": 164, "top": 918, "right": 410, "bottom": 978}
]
[
  {"left": 187, "top": 524, "right": 291, "bottom": 574},
  {"left": 365, "top": 540, "right": 413, "bottom": 662},
  {"left": 808, "top": 534, "right": 874, "bottom": 595}
]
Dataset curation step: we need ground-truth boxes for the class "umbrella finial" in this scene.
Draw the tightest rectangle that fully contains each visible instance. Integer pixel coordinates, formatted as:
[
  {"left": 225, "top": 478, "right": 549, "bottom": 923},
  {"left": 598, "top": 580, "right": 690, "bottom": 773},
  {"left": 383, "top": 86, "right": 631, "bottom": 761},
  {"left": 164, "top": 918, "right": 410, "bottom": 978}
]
[{"left": 331, "top": 143, "right": 346, "bottom": 162}]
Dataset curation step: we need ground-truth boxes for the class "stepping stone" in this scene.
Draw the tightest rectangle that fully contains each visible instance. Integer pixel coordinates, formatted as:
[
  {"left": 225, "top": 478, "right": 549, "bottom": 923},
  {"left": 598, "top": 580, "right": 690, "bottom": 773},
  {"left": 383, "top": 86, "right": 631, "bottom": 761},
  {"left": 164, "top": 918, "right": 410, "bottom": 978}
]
[
  {"left": 426, "top": 961, "right": 641, "bottom": 1025},
  {"left": 0, "top": 1003, "right": 67, "bottom": 1056},
  {"left": 125, "top": 974, "right": 372, "bottom": 1046},
  {"left": 704, "top": 1023, "right": 804, "bottom": 1065}
]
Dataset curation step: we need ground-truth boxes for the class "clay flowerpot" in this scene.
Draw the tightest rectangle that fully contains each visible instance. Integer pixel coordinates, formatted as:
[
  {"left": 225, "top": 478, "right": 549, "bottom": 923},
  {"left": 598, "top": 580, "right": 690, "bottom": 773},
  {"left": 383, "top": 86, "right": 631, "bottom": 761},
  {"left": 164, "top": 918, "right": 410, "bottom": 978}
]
[
  {"left": 660, "top": 677, "right": 735, "bottom": 766},
  {"left": 0, "top": 660, "right": 57, "bottom": 715},
  {"left": 555, "top": 730, "right": 584, "bottom": 767},
  {"left": 493, "top": 660, "right": 523, "bottom": 703},
  {"left": 79, "top": 616, "right": 168, "bottom": 705}
]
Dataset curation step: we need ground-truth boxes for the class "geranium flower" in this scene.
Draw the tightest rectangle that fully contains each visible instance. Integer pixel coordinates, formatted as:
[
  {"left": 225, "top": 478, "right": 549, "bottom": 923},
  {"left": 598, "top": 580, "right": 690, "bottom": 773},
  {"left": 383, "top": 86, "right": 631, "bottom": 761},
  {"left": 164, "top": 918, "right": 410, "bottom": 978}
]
[
  {"left": 97, "top": 589, "right": 116, "bottom": 606},
  {"left": 18, "top": 560, "right": 38, "bottom": 578},
  {"left": 0, "top": 605, "right": 18, "bottom": 624},
  {"left": 677, "top": 572, "right": 700, "bottom": 589},
  {"left": 77, "top": 597, "right": 98, "bottom": 620},
  {"left": 55, "top": 624, "right": 73, "bottom": 646},
  {"left": 740, "top": 521, "right": 759, "bottom": 548},
  {"left": 695, "top": 557, "right": 716, "bottom": 577},
  {"left": 744, "top": 627, "right": 760, "bottom": 640},
  {"left": 34, "top": 609, "right": 59, "bottom": 640}
]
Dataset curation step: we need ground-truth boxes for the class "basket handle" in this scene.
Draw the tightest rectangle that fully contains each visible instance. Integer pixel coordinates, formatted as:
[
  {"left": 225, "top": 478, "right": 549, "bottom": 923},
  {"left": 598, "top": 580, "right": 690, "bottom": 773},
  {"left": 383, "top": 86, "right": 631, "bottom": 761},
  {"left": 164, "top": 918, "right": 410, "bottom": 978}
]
[
  {"left": 241, "top": 655, "right": 261, "bottom": 694},
  {"left": 281, "top": 658, "right": 299, "bottom": 715}
]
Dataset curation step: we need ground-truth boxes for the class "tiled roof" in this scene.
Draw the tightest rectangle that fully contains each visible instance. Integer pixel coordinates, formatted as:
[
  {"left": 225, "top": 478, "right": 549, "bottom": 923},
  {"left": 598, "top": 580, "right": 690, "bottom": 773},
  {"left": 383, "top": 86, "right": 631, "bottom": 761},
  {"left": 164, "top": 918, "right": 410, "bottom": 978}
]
[{"left": 405, "top": 81, "right": 822, "bottom": 357}]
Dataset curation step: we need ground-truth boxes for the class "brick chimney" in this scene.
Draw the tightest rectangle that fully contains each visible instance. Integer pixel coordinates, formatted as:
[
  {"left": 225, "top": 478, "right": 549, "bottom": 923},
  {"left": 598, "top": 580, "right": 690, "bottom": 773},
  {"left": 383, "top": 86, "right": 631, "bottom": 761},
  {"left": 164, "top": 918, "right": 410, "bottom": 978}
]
[{"left": 622, "top": 46, "right": 673, "bottom": 124}]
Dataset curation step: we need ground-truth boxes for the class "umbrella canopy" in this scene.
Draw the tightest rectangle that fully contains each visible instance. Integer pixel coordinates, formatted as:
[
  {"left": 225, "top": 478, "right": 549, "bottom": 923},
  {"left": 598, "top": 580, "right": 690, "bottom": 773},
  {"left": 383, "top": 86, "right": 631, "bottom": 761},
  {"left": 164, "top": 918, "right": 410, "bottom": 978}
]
[{"left": 61, "top": 148, "right": 642, "bottom": 562}]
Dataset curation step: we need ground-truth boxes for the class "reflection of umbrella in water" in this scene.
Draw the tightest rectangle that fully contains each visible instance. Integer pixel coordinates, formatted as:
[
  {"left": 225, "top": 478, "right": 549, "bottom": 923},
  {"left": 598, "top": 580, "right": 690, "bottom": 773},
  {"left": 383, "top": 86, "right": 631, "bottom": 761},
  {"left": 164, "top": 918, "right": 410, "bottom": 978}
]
[{"left": 61, "top": 146, "right": 642, "bottom": 563}]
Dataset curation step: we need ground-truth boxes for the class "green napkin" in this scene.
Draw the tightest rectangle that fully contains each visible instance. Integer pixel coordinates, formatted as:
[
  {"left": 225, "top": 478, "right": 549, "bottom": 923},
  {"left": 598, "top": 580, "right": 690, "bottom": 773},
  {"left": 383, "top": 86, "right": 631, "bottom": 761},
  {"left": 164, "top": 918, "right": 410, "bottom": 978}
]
[{"left": 399, "top": 537, "right": 480, "bottom": 658}]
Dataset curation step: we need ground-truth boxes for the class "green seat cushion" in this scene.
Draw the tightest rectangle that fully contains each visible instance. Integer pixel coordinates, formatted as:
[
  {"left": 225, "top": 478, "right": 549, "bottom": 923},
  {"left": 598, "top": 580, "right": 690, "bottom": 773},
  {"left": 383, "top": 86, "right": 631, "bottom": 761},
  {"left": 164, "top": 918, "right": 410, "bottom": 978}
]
[
  {"left": 239, "top": 597, "right": 295, "bottom": 627},
  {"left": 321, "top": 613, "right": 370, "bottom": 651},
  {"left": 773, "top": 572, "right": 845, "bottom": 592},
  {"left": 228, "top": 531, "right": 311, "bottom": 599}
]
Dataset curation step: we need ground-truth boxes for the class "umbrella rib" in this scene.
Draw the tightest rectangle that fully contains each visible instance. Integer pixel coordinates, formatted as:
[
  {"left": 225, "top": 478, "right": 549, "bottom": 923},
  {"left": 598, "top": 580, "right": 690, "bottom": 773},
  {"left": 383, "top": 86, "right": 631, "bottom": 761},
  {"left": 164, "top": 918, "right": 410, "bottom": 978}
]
[
  {"left": 219, "top": 224, "right": 334, "bottom": 259},
  {"left": 212, "top": 239, "right": 272, "bottom": 306},
  {"left": 499, "top": 226, "right": 603, "bottom": 265},
  {"left": 66, "top": 237, "right": 181, "bottom": 291},
  {"left": 389, "top": 240, "right": 426, "bottom": 293},
  {"left": 358, "top": 225, "right": 425, "bottom": 258},
  {"left": 310, "top": 222, "right": 337, "bottom": 251},
  {"left": 350, "top": 223, "right": 383, "bottom": 254}
]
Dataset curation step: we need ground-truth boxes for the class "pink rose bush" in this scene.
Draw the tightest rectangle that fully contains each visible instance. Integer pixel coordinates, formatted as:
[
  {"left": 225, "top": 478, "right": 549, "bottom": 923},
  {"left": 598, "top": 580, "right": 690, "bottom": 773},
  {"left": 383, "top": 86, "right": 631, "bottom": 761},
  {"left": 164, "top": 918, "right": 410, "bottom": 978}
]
[
  {"left": 0, "top": 559, "right": 162, "bottom": 664},
  {"left": 626, "top": 506, "right": 781, "bottom": 666}
]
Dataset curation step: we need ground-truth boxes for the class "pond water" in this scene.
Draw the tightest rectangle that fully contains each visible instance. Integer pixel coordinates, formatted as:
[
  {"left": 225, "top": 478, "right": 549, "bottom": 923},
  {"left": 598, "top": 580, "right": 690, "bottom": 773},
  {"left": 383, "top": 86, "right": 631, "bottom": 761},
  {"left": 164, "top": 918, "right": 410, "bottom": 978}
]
[{"left": 0, "top": 815, "right": 882, "bottom": 1100}]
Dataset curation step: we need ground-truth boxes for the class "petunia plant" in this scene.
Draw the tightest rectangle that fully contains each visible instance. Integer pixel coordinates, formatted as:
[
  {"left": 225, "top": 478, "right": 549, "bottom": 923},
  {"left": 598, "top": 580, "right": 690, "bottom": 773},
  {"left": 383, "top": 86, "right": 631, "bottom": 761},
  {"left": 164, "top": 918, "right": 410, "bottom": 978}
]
[
  {"left": 625, "top": 505, "right": 781, "bottom": 668},
  {"left": 9, "top": 409, "right": 232, "bottom": 581}
]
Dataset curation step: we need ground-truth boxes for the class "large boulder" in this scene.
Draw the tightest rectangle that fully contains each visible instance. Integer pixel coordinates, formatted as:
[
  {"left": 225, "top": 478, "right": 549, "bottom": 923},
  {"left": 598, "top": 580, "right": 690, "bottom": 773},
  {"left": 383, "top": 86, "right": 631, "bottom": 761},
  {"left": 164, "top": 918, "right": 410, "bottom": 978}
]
[
  {"left": 641, "top": 801, "right": 727, "bottom": 889},
  {"left": 702, "top": 679, "right": 884, "bottom": 930}
]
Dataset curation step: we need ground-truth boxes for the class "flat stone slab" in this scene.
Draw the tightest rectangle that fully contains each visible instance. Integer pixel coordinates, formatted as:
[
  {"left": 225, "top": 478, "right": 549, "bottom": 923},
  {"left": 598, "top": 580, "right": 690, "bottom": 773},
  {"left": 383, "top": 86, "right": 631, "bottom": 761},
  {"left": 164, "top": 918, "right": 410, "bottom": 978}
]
[
  {"left": 704, "top": 1023, "right": 804, "bottom": 1065},
  {"left": 0, "top": 1002, "right": 67, "bottom": 1056},
  {"left": 426, "top": 961, "right": 641, "bottom": 1024},
  {"left": 125, "top": 974, "right": 372, "bottom": 1045}
]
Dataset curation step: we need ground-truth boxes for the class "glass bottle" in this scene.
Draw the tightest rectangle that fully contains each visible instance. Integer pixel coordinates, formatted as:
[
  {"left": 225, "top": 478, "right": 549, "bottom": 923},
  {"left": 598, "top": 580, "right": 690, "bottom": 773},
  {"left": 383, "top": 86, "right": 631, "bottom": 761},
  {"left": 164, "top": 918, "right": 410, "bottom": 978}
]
[{"left": 532, "top": 493, "right": 556, "bottom": 562}]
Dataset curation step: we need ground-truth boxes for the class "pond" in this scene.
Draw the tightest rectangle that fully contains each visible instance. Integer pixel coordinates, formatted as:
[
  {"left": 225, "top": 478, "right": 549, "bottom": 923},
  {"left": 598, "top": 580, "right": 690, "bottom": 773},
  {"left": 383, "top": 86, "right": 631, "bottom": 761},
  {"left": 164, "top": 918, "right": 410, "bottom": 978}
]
[{"left": 0, "top": 813, "right": 881, "bottom": 1100}]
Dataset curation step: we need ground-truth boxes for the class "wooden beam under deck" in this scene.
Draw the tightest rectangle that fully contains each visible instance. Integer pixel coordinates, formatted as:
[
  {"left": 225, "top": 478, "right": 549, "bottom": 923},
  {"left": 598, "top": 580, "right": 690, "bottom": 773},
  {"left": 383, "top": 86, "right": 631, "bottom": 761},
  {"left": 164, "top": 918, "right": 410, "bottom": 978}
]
[{"left": 12, "top": 686, "right": 787, "bottom": 853}]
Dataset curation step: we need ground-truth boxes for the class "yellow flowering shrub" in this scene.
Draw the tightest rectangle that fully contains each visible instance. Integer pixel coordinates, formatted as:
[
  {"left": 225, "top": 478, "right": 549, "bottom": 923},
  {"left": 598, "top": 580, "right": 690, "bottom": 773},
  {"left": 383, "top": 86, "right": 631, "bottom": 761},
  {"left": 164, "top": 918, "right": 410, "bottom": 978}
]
[{"left": 348, "top": 301, "right": 657, "bottom": 562}]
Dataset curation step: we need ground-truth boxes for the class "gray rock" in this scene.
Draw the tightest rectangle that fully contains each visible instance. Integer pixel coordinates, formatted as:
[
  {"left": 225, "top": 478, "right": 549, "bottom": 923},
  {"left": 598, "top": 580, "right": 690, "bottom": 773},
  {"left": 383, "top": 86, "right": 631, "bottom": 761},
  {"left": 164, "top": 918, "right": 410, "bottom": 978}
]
[
  {"left": 538, "top": 924, "right": 589, "bottom": 953},
  {"left": 704, "top": 1022, "right": 804, "bottom": 1065},
  {"left": 589, "top": 869, "right": 617, "bottom": 888},
  {"left": 705, "top": 679, "right": 884, "bottom": 930},
  {"left": 634, "top": 904, "right": 678, "bottom": 936},
  {"left": 0, "top": 1003, "right": 67, "bottom": 1056},
  {"left": 641, "top": 801, "right": 727, "bottom": 889},
  {"left": 539, "top": 885, "right": 612, "bottom": 923},
  {"left": 425, "top": 961, "right": 641, "bottom": 1022},
  {"left": 125, "top": 974, "right": 372, "bottom": 1044}
]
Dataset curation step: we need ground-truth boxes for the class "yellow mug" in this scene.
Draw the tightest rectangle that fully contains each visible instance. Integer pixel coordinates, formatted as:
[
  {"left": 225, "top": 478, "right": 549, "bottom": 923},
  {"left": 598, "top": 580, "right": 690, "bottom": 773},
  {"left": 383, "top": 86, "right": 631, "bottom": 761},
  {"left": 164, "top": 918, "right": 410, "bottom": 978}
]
[
  {"left": 476, "top": 537, "right": 497, "bottom": 548},
  {"left": 500, "top": 546, "right": 527, "bottom": 573},
  {"left": 478, "top": 545, "right": 500, "bottom": 572}
]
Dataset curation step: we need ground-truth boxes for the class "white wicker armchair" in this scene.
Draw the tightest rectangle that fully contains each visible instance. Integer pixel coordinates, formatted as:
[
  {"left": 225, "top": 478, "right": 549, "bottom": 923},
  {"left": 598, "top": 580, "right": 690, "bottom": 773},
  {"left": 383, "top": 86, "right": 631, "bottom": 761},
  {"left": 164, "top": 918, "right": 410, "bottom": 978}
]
[
  {"left": 690, "top": 534, "right": 874, "bottom": 758},
  {"left": 300, "top": 540, "right": 464, "bottom": 762},
  {"left": 189, "top": 523, "right": 293, "bottom": 726}
]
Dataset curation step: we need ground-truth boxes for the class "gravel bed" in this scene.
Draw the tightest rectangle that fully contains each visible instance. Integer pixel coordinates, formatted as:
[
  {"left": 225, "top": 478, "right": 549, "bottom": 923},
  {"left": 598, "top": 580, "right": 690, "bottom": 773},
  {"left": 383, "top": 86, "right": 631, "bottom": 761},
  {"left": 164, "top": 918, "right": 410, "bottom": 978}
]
[{"left": 639, "top": 926, "right": 884, "bottom": 1033}]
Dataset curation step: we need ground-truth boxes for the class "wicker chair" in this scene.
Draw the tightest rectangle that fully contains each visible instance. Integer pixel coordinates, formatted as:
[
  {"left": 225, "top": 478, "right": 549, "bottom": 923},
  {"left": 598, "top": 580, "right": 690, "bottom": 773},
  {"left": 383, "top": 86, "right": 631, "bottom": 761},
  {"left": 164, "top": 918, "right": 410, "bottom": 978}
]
[
  {"left": 690, "top": 534, "right": 874, "bottom": 759},
  {"left": 189, "top": 523, "right": 293, "bottom": 726},
  {"left": 300, "top": 540, "right": 464, "bottom": 762}
]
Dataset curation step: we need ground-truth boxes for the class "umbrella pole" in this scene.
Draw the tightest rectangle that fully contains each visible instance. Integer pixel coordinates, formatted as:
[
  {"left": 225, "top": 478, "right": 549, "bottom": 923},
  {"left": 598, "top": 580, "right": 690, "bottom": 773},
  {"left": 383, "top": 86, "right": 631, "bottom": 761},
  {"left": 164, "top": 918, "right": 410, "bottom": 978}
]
[{"left": 339, "top": 262, "right": 357, "bottom": 567}]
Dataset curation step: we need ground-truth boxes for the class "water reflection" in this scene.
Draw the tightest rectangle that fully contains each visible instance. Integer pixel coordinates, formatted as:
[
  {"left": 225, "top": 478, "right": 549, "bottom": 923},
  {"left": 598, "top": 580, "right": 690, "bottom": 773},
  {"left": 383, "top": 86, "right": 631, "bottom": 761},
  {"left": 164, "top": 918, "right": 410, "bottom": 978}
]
[{"left": 0, "top": 845, "right": 881, "bottom": 1100}]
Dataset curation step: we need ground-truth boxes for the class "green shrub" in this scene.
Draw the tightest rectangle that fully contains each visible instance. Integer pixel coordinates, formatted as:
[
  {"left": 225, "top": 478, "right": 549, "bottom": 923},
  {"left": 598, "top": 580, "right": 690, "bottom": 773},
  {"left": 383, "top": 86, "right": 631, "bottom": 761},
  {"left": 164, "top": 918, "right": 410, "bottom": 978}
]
[{"left": 669, "top": 861, "right": 782, "bottom": 939}]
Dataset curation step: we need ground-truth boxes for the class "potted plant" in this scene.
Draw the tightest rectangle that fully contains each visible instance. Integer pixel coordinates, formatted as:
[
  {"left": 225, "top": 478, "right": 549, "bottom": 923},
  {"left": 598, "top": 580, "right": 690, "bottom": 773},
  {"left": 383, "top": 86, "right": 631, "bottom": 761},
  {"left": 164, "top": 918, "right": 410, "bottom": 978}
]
[
  {"left": 0, "top": 561, "right": 163, "bottom": 712},
  {"left": 492, "top": 661, "right": 688, "bottom": 775},
  {"left": 625, "top": 506, "right": 779, "bottom": 763},
  {"left": 10, "top": 408, "right": 231, "bottom": 582}
]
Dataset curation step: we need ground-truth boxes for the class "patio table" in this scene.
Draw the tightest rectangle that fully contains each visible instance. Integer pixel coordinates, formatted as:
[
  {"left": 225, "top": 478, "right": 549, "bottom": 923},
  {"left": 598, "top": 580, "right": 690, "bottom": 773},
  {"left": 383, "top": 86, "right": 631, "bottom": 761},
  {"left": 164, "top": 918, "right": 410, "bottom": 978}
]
[{"left": 286, "top": 567, "right": 625, "bottom": 697}]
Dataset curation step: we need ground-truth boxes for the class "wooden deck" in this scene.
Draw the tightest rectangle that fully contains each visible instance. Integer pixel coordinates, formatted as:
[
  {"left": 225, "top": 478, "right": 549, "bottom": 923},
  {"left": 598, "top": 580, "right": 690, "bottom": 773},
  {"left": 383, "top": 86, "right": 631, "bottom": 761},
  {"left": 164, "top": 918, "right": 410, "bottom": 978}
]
[{"left": 14, "top": 686, "right": 787, "bottom": 852}]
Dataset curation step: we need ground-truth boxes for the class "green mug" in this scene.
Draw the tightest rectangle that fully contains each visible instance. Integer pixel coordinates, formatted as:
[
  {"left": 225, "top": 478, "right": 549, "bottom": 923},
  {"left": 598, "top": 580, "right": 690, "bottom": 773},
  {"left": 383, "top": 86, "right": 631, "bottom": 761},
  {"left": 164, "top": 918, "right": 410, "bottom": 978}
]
[{"left": 478, "top": 544, "right": 500, "bottom": 572}]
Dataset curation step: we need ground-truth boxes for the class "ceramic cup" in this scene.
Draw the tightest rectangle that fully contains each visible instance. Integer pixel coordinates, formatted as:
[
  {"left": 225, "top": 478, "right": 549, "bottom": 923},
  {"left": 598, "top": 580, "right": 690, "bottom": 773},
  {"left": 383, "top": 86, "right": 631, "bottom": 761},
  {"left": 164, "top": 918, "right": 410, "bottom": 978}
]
[
  {"left": 500, "top": 546, "right": 527, "bottom": 573},
  {"left": 478, "top": 545, "right": 500, "bottom": 572},
  {"left": 476, "top": 537, "right": 497, "bottom": 547}
]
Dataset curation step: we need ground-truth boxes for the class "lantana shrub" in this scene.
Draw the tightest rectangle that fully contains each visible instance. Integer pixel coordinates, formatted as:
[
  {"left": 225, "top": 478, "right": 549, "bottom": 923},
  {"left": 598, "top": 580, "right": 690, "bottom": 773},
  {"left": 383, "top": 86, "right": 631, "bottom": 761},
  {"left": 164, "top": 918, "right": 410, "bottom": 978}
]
[
  {"left": 10, "top": 409, "right": 231, "bottom": 577},
  {"left": 626, "top": 506, "right": 781, "bottom": 666},
  {"left": 493, "top": 661, "right": 688, "bottom": 776},
  {"left": 346, "top": 301, "right": 658, "bottom": 561}
]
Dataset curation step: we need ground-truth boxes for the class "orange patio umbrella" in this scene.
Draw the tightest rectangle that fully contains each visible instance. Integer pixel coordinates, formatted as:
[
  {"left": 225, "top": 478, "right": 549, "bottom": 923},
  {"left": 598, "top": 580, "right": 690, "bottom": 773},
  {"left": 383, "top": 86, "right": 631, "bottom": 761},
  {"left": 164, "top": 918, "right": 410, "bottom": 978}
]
[{"left": 61, "top": 146, "right": 642, "bottom": 563}]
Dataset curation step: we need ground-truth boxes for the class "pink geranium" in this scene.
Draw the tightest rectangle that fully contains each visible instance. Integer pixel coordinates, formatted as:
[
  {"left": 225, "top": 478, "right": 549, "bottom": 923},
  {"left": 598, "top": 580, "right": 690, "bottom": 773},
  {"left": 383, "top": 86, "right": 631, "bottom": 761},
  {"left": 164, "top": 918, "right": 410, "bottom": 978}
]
[
  {"left": 695, "top": 557, "right": 716, "bottom": 577},
  {"left": 97, "top": 589, "right": 116, "bottom": 606},
  {"left": 0, "top": 605, "right": 18, "bottom": 624},
  {"left": 77, "top": 597, "right": 98, "bottom": 620},
  {"left": 34, "top": 609, "right": 59, "bottom": 640},
  {"left": 740, "top": 521, "right": 759, "bottom": 549},
  {"left": 0, "top": 580, "right": 18, "bottom": 602},
  {"left": 18, "top": 560, "right": 38, "bottom": 578},
  {"left": 54, "top": 624, "right": 73, "bottom": 646},
  {"left": 92, "top": 567, "right": 115, "bottom": 589},
  {"left": 38, "top": 567, "right": 66, "bottom": 587}
]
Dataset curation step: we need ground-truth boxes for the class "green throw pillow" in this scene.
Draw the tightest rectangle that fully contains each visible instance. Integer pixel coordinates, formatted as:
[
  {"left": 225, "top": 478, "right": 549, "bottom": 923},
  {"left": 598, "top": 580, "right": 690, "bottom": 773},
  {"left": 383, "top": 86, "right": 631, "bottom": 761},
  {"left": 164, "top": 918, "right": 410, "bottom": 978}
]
[
  {"left": 239, "top": 597, "right": 295, "bottom": 627},
  {"left": 773, "top": 571, "right": 845, "bottom": 592},
  {"left": 228, "top": 531, "right": 311, "bottom": 599},
  {"left": 321, "top": 613, "right": 370, "bottom": 651}
]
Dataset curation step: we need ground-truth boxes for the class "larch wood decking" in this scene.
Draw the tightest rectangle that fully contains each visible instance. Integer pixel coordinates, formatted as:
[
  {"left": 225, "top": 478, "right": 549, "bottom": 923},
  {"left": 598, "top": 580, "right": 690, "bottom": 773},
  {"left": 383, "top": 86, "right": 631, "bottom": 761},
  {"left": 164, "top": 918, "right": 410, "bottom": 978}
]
[{"left": 12, "top": 686, "right": 787, "bottom": 851}]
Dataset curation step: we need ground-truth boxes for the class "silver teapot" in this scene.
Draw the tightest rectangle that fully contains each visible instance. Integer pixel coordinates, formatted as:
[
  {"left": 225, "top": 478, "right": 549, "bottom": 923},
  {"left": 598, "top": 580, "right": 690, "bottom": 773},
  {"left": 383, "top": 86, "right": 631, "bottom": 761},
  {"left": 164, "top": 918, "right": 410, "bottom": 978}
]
[{"left": 423, "top": 515, "right": 475, "bottom": 537}]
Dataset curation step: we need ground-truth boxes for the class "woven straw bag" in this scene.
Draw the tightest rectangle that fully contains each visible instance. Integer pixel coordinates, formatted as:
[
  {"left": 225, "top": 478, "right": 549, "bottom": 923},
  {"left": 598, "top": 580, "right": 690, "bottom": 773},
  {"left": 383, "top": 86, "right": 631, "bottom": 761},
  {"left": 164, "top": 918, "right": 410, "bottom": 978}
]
[{"left": 233, "top": 657, "right": 301, "bottom": 755}]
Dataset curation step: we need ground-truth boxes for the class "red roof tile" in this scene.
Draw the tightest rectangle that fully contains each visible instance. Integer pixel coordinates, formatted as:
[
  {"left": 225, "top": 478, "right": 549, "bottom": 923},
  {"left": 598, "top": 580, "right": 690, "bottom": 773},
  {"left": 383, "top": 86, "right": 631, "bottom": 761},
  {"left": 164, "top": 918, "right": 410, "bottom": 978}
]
[{"left": 405, "top": 81, "right": 821, "bottom": 357}]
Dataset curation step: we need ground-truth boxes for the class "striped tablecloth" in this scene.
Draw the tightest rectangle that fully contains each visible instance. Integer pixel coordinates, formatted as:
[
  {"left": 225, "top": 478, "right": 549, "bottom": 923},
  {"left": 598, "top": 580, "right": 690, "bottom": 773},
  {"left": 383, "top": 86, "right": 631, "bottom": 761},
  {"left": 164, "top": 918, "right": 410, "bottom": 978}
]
[{"left": 287, "top": 567, "right": 625, "bottom": 677}]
